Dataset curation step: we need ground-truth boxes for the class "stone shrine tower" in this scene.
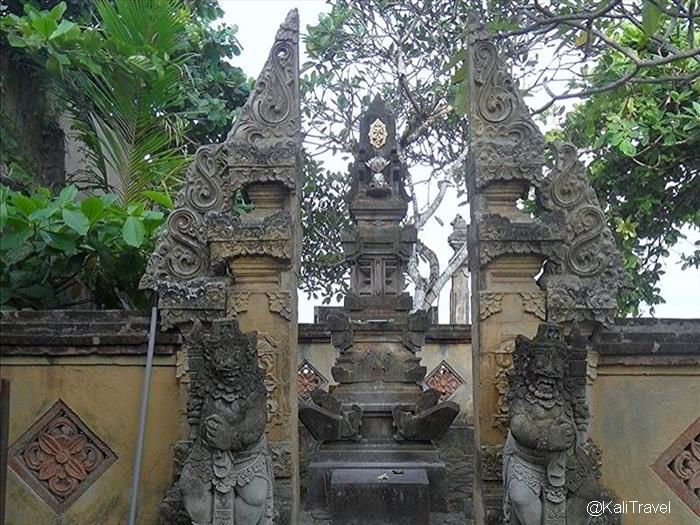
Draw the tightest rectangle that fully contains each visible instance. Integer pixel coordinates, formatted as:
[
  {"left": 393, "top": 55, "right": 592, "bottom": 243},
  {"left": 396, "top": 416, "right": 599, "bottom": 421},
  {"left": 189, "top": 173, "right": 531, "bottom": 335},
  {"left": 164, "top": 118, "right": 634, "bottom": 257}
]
[{"left": 300, "top": 97, "right": 459, "bottom": 524}]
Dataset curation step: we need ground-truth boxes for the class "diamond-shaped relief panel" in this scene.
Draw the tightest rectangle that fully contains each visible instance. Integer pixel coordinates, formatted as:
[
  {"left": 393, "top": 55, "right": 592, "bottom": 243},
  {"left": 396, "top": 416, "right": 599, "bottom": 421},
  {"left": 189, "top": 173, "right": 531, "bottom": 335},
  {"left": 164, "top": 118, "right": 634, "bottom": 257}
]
[
  {"left": 297, "top": 360, "right": 328, "bottom": 401},
  {"left": 651, "top": 417, "right": 700, "bottom": 516},
  {"left": 424, "top": 360, "right": 464, "bottom": 400},
  {"left": 9, "top": 400, "right": 117, "bottom": 513}
]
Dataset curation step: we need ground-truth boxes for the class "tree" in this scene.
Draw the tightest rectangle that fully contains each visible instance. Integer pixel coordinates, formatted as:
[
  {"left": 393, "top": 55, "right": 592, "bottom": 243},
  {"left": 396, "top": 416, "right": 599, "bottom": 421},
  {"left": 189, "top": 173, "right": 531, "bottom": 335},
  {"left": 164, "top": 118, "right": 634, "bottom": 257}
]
[
  {"left": 549, "top": 20, "right": 699, "bottom": 314},
  {"left": 0, "top": 0, "right": 252, "bottom": 309},
  {"left": 1, "top": 0, "right": 250, "bottom": 199},
  {"left": 301, "top": 0, "right": 700, "bottom": 314},
  {"left": 301, "top": 0, "right": 473, "bottom": 310}
]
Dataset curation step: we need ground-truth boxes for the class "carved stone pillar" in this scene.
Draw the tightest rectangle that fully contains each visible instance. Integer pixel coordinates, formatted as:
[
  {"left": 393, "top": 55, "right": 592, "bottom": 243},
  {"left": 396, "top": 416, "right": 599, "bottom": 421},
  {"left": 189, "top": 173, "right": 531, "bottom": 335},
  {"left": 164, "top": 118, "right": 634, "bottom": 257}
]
[
  {"left": 465, "top": 26, "right": 625, "bottom": 525},
  {"left": 465, "top": 29, "right": 556, "bottom": 524},
  {"left": 449, "top": 215, "right": 470, "bottom": 324},
  {"left": 140, "top": 11, "right": 301, "bottom": 524}
]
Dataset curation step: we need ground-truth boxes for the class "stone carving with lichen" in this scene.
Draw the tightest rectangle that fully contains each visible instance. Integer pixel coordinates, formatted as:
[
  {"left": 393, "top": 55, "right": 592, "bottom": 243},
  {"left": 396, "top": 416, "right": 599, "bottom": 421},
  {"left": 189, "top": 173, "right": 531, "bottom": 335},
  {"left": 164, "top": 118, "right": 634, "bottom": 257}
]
[
  {"left": 178, "top": 319, "right": 273, "bottom": 525},
  {"left": 503, "top": 324, "right": 619, "bottom": 525}
]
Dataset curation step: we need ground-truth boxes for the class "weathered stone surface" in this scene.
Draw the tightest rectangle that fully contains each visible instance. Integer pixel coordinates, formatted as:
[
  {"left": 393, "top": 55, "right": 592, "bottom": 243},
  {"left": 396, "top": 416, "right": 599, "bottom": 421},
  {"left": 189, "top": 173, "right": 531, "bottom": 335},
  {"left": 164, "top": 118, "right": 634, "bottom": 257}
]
[
  {"left": 465, "top": 23, "right": 628, "bottom": 525},
  {"left": 503, "top": 324, "right": 619, "bottom": 525},
  {"left": 330, "top": 468, "right": 430, "bottom": 525},
  {"left": 299, "top": 97, "right": 459, "bottom": 518},
  {"left": 178, "top": 319, "right": 274, "bottom": 525},
  {"left": 138, "top": 9, "right": 302, "bottom": 523}
]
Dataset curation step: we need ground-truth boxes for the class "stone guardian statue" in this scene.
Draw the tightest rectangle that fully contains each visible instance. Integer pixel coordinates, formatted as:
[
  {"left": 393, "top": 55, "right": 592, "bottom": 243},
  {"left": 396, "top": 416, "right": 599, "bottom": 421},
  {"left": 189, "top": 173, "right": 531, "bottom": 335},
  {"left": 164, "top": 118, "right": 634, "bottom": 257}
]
[
  {"left": 178, "top": 320, "right": 273, "bottom": 525},
  {"left": 503, "top": 323, "right": 619, "bottom": 525}
]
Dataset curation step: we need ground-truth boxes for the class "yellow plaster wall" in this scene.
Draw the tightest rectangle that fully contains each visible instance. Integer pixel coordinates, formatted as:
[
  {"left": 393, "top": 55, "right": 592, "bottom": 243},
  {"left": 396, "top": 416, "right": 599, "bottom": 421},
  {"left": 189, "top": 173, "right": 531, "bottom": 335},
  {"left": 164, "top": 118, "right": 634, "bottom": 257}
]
[
  {"left": 590, "top": 365, "right": 700, "bottom": 525},
  {"left": 1, "top": 355, "right": 179, "bottom": 525}
]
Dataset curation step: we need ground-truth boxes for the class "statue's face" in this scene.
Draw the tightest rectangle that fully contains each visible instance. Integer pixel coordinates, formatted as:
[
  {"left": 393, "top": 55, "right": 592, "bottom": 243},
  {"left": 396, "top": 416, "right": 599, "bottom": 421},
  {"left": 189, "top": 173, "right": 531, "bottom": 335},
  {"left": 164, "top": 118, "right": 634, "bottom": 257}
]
[
  {"left": 209, "top": 342, "right": 247, "bottom": 377},
  {"left": 530, "top": 348, "right": 566, "bottom": 398}
]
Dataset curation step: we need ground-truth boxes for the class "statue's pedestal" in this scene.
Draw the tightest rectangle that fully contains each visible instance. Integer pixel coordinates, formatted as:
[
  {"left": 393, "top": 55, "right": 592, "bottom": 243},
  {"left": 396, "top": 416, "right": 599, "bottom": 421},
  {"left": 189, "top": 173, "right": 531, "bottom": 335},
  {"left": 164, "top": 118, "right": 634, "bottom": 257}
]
[
  {"left": 329, "top": 468, "right": 430, "bottom": 525},
  {"left": 305, "top": 440, "right": 447, "bottom": 512}
]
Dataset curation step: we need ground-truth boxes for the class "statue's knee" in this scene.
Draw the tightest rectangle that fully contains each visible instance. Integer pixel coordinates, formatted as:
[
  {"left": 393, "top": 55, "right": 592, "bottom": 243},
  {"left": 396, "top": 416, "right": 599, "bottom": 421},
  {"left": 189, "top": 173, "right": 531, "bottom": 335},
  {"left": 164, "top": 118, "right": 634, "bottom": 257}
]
[
  {"left": 509, "top": 480, "right": 538, "bottom": 508},
  {"left": 237, "top": 477, "right": 269, "bottom": 507},
  {"left": 179, "top": 470, "right": 211, "bottom": 523}
]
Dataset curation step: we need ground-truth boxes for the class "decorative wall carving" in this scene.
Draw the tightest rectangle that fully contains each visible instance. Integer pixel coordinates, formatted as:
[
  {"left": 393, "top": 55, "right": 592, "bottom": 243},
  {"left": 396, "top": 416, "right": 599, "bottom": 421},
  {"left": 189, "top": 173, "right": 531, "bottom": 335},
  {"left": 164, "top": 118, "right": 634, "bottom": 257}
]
[
  {"left": 479, "top": 292, "right": 504, "bottom": 320},
  {"left": 519, "top": 291, "right": 546, "bottom": 321},
  {"left": 492, "top": 338, "right": 515, "bottom": 435},
  {"left": 257, "top": 334, "right": 289, "bottom": 430},
  {"left": 270, "top": 442, "right": 292, "bottom": 478},
  {"left": 539, "top": 142, "right": 626, "bottom": 326},
  {"left": 424, "top": 361, "right": 465, "bottom": 400},
  {"left": 480, "top": 444, "right": 504, "bottom": 482},
  {"left": 227, "top": 291, "right": 251, "bottom": 316},
  {"left": 652, "top": 417, "right": 700, "bottom": 516},
  {"left": 8, "top": 400, "right": 117, "bottom": 513},
  {"left": 469, "top": 37, "right": 545, "bottom": 190},
  {"left": 267, "top": 292, "right": 292, "bottom": 321},
  {"left": 207, "top": 210, "right": 292, "bottom": 259},
  {"left": 297, "top": 360, "right": 328, "bottom": 401}
]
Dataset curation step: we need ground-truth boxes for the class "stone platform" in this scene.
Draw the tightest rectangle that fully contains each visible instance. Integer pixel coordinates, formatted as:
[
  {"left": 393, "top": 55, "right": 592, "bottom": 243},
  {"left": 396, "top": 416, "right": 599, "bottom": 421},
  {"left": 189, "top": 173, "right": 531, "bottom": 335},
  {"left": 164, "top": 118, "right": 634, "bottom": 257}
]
[{"left": 330, "top": 468, "right": 429, "bottom": 525}]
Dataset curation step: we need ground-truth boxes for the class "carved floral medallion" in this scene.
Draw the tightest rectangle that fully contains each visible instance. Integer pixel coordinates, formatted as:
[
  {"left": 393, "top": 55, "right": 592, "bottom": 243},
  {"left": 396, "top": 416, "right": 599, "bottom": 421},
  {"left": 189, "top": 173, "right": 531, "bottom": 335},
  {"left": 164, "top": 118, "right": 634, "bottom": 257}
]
[
  {"left": 652, "top": 417, "right": 700, "bottom": 516},
  {"left": 424, "top": 361, "right": 464, "bottom": 400},
  {"left": 297, "top": 360, "right": 328, "bottom": 400},
  {"left": 8, "top": 400, "right": 117, "bottom": 513}
]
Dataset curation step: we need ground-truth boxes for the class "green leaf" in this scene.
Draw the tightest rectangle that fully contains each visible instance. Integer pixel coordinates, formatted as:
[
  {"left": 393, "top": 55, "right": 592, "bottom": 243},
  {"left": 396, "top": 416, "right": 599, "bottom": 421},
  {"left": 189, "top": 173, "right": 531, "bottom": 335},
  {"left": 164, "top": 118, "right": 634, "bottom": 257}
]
[
  {"left": 1, "top": 230, "right": 32, "bottom": 252},
  {"left": 80, "top": 197, "right": 104, "bottom": 223},
  {"left": 50, "top": 19, "right": 79, "bottom": 41},
  {"left": 58, "top": 185, "right": 78, "bottom": 206},
  {"left": 48, "top": 2, "right": 67, "bottom": 22},
  {"left": 443, "top": 49, "right": 467, "bottom": 72},
  {"left": 642, "top": 1, "right": 662, "bottom": 37},
  {"left": 143, "top": 190, "right": 174, "bottom": 209},
  {"left": 122, "top": 216, "right": 145, "bottom": 247},
  {"left": 62, "top": 208, "right": 90, "bottom": 235},
  {"left": 11, "top": 194, "right": 38, "bottom": 216},
  {"left": 6, "top": 34, "right": 28, "bottom": 48},
  {"left": 43, "top": 231, "right": 77, "bottom": 253},
  {"left": 0, "top": 202, "right": 7, "bottom": 231},
  {"left": 17, "top": 284, "right": 52, "bottom": 299}
]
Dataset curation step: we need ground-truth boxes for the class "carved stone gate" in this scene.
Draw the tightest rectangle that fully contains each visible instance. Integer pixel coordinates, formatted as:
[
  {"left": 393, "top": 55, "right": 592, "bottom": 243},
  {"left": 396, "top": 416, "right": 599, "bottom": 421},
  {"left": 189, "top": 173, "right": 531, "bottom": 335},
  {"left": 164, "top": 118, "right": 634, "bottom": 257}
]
[
  {"left": 141, "top": 11, "right": 302, "bottom": 525},
  {"left": 464, "top": 25, "right": 626, "bottom": 524}
]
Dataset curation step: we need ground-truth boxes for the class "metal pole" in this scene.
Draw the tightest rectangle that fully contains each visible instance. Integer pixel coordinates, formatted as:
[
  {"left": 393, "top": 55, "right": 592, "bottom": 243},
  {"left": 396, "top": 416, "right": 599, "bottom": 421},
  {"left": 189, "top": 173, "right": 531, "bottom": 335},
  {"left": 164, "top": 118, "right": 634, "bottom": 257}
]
[{"left": 127, "top": 306, "right": 158, "bottom": 525}]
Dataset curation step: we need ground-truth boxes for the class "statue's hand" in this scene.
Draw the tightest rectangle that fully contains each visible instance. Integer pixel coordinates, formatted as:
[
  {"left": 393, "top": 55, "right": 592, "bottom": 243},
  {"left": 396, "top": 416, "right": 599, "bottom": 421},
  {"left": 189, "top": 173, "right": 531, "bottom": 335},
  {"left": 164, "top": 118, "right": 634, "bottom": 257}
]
[
  {"left": 548, "top": 419, "right": 575, "bottom": 450},
  {"left": 204, "top": 414, "right": 242, "bottom": 450}
]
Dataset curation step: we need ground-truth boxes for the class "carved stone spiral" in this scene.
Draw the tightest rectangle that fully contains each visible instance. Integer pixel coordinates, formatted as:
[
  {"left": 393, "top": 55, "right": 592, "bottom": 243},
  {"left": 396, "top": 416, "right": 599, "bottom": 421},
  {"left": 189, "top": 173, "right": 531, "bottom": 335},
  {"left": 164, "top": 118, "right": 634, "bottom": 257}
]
[
  {"left": 567, "top": 206, "right": 607, "bottom": 277},
  {"left": 185, "top": 146, "right": 223, "bottom": 212},
  {"left": 167, "top": 209, "right": 204, "bottom": 278},
  {"left": 474, "top": 42, "right": 517, "bottom": 124},
  {"left": 551, "top": 143, "right": 587, "bottom": 209},
  {"left": 256, "top": 42, "right": 294, "bottom": 125}
]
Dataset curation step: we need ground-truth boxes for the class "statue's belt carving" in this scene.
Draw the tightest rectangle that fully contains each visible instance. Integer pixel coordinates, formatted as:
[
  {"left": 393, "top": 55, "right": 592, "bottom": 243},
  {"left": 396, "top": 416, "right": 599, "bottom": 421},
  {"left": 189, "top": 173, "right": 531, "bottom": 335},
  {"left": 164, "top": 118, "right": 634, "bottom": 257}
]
[{"left": 188, "top": 437, "right": 272, "bottom": 493}]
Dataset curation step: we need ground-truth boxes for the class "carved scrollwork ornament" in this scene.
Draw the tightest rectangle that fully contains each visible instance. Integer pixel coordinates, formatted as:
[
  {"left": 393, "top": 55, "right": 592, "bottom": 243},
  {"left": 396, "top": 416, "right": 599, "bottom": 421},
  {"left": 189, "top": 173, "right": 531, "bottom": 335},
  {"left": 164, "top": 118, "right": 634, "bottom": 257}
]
[{"left": 539, "top": 142, "right": 627, "bottom": 326}]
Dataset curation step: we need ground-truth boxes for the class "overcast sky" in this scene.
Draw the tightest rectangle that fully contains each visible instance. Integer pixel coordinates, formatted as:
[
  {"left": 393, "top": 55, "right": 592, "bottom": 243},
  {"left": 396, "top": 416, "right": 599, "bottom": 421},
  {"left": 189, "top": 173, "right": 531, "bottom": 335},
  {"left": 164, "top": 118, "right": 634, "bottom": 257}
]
[{"left": 221, "top": 0, "right": 700, "bottom": 322}]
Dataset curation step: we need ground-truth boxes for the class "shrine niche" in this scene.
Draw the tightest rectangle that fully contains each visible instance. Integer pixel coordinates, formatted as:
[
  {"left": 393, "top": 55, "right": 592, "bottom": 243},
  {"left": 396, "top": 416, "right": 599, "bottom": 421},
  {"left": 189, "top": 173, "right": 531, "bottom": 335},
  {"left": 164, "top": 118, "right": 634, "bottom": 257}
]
[
  {"left": 140, "top": 10, "right": 301, "bottom": 523},
  {"left": 8, "top": 400, "right": 117, "bottom": 514}
]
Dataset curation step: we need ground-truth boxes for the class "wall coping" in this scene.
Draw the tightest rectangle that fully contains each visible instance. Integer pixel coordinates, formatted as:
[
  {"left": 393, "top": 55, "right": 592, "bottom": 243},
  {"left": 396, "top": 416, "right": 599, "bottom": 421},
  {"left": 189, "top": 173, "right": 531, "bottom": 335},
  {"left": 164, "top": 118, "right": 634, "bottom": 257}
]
[
  {"left": 3, "top": 310, "right": 698, "bottom": 359},
  {"left": 595, "top": 317, "right": 700, "bottom": 366}
]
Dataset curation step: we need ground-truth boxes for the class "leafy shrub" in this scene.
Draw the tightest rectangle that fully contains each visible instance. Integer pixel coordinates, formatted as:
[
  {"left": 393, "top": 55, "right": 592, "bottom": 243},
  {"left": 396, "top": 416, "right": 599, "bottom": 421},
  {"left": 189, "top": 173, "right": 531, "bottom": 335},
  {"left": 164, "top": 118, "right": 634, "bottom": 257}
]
[{"left": 0, "top": 185, "right": 170, "bottom": 309}]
